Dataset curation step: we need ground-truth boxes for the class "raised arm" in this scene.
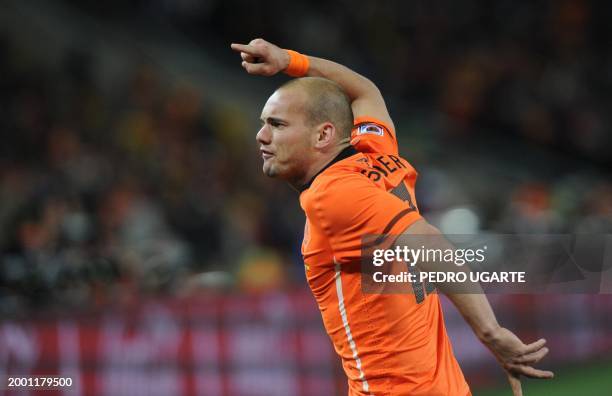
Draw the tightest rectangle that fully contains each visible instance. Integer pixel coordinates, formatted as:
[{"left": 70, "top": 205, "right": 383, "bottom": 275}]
[{"left": 230, "top": 38, "right": 394, "bottom": 130}]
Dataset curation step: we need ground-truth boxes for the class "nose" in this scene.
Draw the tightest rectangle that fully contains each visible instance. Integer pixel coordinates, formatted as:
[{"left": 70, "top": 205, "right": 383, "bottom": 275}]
[{"left": 256, "top": 124, "right": 271, "bottom": 145}]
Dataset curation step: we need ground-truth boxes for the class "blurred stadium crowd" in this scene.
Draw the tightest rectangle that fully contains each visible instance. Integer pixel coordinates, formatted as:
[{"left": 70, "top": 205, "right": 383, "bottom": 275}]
[{"left": 1, "top": 0, "right": 611, "bottom": 317}]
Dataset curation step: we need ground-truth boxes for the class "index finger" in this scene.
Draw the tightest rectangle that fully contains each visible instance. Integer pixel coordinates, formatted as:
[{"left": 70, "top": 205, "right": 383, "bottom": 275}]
[
  {"left": 230, "top": 43, "right": 261, "bottom": 57},
  {"left": 506, "top": 363, "right": 555, "bottom": 379}
]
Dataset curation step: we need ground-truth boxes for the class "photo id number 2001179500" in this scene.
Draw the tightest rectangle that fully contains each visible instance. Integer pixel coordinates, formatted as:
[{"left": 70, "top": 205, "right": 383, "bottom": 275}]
[{"left": 3, "top": 376, "right": 74, "bottom": 390}]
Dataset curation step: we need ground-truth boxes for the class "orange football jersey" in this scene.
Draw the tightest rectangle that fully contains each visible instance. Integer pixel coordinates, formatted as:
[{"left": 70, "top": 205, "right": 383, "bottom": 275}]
[{"left": 299, "top": 117, "right": 470, "bottom": 396}]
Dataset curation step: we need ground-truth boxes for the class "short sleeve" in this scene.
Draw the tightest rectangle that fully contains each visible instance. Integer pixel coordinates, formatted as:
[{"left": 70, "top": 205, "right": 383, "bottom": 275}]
[
  {"left": 350, "top": 116, "right": 398, "bottom": 155},
  {"left": 306, "top": 172, "right": 421, "bottom": 264}
]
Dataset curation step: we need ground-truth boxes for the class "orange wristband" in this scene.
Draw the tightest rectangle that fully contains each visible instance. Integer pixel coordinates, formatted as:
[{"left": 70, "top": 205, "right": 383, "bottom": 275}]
[{"left": 284, "top": 50, "right": 309, "bottom": 77}]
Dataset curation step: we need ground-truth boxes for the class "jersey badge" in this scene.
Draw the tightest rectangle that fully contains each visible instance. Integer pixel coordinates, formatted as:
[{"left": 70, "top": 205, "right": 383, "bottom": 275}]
[{"left": 357, "top": 123, "right": 384, "bottom": 136}]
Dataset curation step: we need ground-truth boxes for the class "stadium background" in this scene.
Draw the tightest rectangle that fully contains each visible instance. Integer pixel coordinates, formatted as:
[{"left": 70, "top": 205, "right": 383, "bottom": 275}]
[{"left": 1, "top": 0, "right": 611, "bottom": 395}]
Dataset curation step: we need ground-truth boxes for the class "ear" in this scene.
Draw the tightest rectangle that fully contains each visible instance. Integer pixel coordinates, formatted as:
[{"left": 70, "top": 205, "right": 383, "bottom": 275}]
[{"left": 313, "top": 122, "right": 336, "bottom": 149}]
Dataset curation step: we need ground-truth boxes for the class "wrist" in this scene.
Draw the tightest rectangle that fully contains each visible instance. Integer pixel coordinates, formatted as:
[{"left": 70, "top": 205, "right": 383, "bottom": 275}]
[
  {"left": 281, "top": 50, "right": 291, "bottom": 71},
  {"left": 477, "top": 323, "right": 503, "bottom": 344},
  {"left": 283, "top": 49, "right": 309, "bottom": 77}
]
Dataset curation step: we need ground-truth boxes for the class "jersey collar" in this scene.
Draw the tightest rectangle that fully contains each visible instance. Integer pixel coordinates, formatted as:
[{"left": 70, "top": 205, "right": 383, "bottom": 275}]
[{"left": 299, "top": 145, "right": 358, "bottom": 192}]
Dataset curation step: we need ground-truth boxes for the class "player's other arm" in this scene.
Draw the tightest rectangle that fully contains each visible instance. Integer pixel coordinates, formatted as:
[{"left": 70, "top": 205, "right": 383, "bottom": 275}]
[
  {"left": 398, "top": 219, "right": 554, "bottom": 396},
  {"left": 230, "top": 38, "right": 394, "bottom": 130}
]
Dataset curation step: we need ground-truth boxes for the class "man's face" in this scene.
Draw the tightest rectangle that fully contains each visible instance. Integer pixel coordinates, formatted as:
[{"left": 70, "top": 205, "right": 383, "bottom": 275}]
[{"left": 257, "top": 88, "right": 313, "bottom": 182}]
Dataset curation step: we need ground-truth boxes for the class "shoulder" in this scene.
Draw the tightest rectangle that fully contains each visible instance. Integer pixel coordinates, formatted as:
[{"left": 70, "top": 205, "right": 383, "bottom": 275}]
[
  {"left": 351, "top": 116, "right": 398, "bottom": 155},
  {"left": 302, "top": 161, "right": 365, "bottom": 199},
  {"left": 310, "top": 157, "right": 374, "bottom": 198},
  {"left": 301, "top": 163, "right": 381, "bottom": 228}
]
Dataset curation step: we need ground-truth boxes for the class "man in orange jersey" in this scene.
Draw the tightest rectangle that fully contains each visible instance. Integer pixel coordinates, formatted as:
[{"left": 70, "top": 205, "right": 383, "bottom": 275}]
[{"left": 231, "top": 38, "right": 553, "bottom": 396}]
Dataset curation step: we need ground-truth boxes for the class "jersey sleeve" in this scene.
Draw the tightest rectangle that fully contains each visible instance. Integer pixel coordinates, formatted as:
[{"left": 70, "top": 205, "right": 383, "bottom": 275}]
[
  {"left": 350, "top": 116, "right": 398, "bottom": 155},
  {"left": 306, "top": 172, "right": 421, "bottom": 264}
]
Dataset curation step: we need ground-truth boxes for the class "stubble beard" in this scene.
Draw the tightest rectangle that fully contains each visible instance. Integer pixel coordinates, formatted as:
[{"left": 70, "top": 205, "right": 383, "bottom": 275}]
[{"left": 262, "top": 159, "right": 276, "bottom": 178}]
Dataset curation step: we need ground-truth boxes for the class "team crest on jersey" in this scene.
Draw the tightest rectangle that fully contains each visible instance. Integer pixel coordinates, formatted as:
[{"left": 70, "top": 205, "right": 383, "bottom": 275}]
[{"left": 357, "top": 123, "right": 384, "bottom": 136}]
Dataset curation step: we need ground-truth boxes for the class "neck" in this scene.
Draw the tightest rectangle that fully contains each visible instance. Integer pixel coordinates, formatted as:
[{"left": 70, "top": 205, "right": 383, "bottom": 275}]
[{"left": 288, "top": 142, "right": 352, "bottom": 191}]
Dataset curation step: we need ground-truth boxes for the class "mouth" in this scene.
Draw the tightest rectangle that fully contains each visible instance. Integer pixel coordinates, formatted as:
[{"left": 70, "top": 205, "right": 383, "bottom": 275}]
[{"left": 260, "top": 148, "right": 274, "bottom": 160}]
